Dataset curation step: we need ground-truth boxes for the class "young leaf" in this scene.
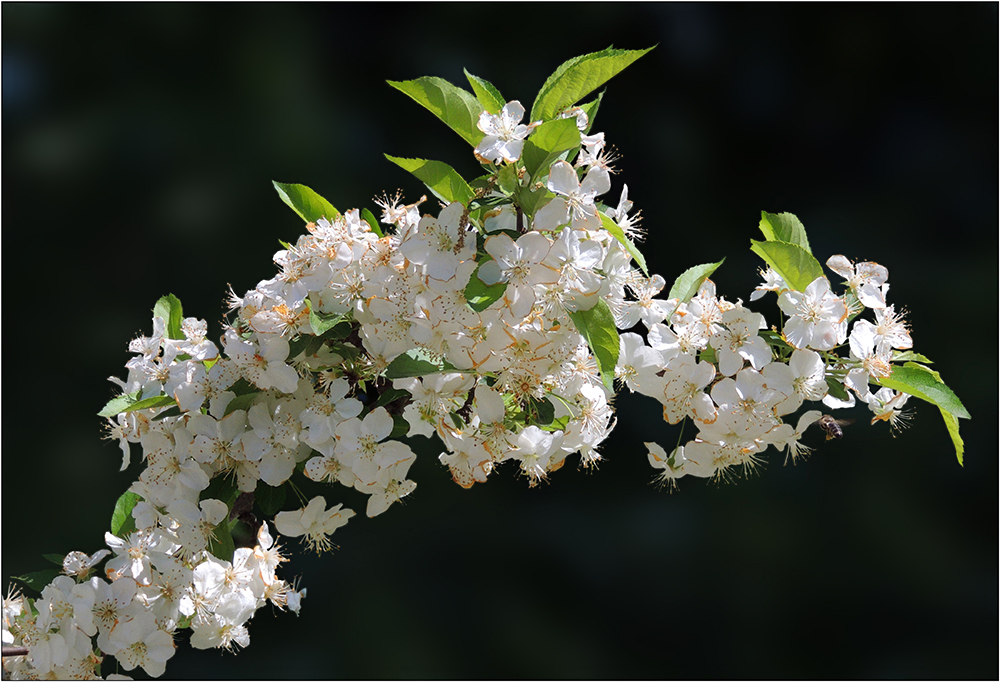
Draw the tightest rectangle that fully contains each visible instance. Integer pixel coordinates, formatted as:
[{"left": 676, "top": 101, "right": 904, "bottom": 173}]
[
  {"left": 667, "top": 259, "right": 725, "bottom": 302},
  {"left": 568, "top": 298, "right": 620, "bottom": 392},
  {"left": 577, "top": 91, "right": 604, "bottom": 134},
  {"left": 387, "top": 77, "right": 485, "bottom": 146},
  {"left": 825, "top": 377, "right": 850, "bottom": 402},
  {"left": 390, "top": 414, "right": 410, "bottom": 438},
  {"left": 598, "top": 212, "right": 648, "bottom": 275},
  {"left": 892, "top": 350, "right": 934, "bottom": 364},
  {"left": 384, "top": 348, "right": 459, "bottom": 380},
  {"left": 309, "top": 308, "right": 345, "bottom": 337},
  {"left": 361, "top": 208, "right": 384, "bottom": 238},
  {"left": 521, "top": 117, "right": 581, "bottom": 178},
  {"left": 98, "top": 390, "right": 141, "bottom": 418},
  {"left": 464, "top": 69, "right": 505, "bottom": 114},
  {"left": 42, "top": 553, "right": 65, "bottom": 567},
  {"left": 110, "top": 490, "right": 142, "bottom": 537},
  {"left": 11, "top": 570, "right": 61, "bottom": 593},
  {"left": 758, "top": 211, "right": 812, "bottom": 254},
  {"left": 255, "top": 481, "right": 287, "bottom": 517},
  {"left": 273, "top": 181, "right": 340, "bottom": 223},
  {"left": 938, "top": 407, "right": 965, "bottom": 466},
  {"left": 749, "top": 240, "right": 825, "bottom": 293},
  {"left": 153, "top": 294, "right": 185, "bottom": 340},
  {"left": 876, "top": 363, "right": 970, "bottom": 420},
  {"left": 465, "top": 261, "right": 508, "bottom": 312},
  {"left": 120, "top": 395, "right": 177, "bottom": 414},
  {"left": 531, "top": 46, "right": 655, "bottom": 122},
  {"left": 384, "top": 155, "right": 475, "bottom": 206}
]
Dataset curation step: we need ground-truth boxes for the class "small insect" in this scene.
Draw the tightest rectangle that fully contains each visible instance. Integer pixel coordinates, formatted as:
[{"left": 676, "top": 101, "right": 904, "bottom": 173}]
[{"left": 816, "top": 414, "right": 856, "bottom": 441}]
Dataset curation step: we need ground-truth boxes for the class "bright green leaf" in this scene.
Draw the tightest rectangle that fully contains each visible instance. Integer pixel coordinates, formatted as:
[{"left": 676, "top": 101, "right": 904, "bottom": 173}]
[
  {"left": 465, "top": 261, "right": 508, "bottom": 312},
  {"left": 385, "top": 155, "right": 475, "bottom": 206},
  {"left": 877, "top": 363, "right": 970, "bottom": 420},
  {"left": 497, "top": 163, "right": 518, "bottom": 195},
  {"left": 599, "top": 212, "right": 648, "bottom": 276},
  {"left": 121, "top": 395, "right": 176, "bottom": 414},
  {"left": 309, "top": 307, "right": 345, "bottom": 337},
  {"left": 272, "top": 181, "right": 340, "bottom": 223},
  {"left": 153, "top": 294, "right": 184, "bottom": 340},
  {"left": 531, "top": 46, "right": 655, "bottom": 122},
  {"left": 464, "top": 69, "right": 505, "bottom": 113},
  {"left": 892, "top": 351, "right": 934, "bottom": 364},
  {"left": 384, "top": 348, "right": 459, "bottom": 380},
  {"left": 667, "top": 258, "right": 725, "bottom": 302},
  {"left": 939, "top": 407, "right": 965, "bottom": 466},
  {"left": 568, "top": 298, "right": 620, "bottom": 392},
  {"left": 825, "top": 377, "right": 850, "bottom": 402},
  {"left": 110, "top": 491, "right": 142, "bottom": 537},
  {"left": 759, "top": 211, "right": 812, "bottom": 254},
  {"left": 749, "top": 240, "right": 825, "bottom": 292},
  {"left": 577, "top": 92, "right": 604, "bottom": 134},
  {"left": 361, "top": 207, "right": 384, "bottom": 238},
  {"left": 98, "top": 391, "right": 140, "bottom": 418},
  {"left": 521, "top": 117, "right": 581, "bottom": 178},
  {"left": 387, "top": 77, "right": 484, "bottom": 146}
]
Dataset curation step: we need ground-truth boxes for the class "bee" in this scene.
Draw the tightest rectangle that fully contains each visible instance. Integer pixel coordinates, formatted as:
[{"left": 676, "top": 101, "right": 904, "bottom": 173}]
[{"left": 816, "top": 414, "right": 855, "bottom": 441}]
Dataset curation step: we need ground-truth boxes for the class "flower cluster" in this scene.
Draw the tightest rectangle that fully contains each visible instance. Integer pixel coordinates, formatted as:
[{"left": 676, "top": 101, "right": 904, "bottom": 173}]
[
  {"left": 2, "top": 524, "right": 298, "bottom": 679},
  {"left": 5, "top": 47, "right": 966, "bottom": 680}
]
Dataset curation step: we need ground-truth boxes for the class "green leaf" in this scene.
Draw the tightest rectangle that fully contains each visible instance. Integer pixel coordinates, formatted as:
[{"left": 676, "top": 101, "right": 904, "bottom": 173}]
[
  {"left": 938, "top": 407, "right": 965, "bottom": 466},
  {"left": 98, "top": 391, "right": 140, "bottom": 418},
  {"left": 123, "top": 395, "right": 176, "bottom": 414},
  {"left": 539, "top": 414, "right": 571, "bottom": 433},
  {"left": 531, "top": 46, "right": 655, "bottom": 121},
  {"left": 497, "top": 163, "right": 518, "bottom": 195},
  {"left": 749, "top": 240, "right": 825, "bottom": 293},
  {"left": 272, "top": 181, "right": 340, "bottom": 223},
  {"left": 201, "top": 475, "right": 241, "bottom": 509},
  {"left": 153, "top": 294, "right": 185, "bottom": 340},
  {"left": 387, "top": 76, "right": 484, "bottom": 146},
  {"left": 11, "top": 570, "right": 61, "bottom": 593},
  {"left": 152, "top": 406, "right": 183, "bottom": 421},
  {"left": 208, "top": 522, "right": 235, "bottom": 562},
  {"left": 384, "top": 348, "right": 459, "bottom": 380},
  {"left": 825, "top": 377, "right": 850, "bottom": 402},
  {"left": 877, "top": 363, "right": 970, "bottom": 420},
  {"left": 758, "top": 211, "right": 812, "bottom": 254},
  {"left": 309, "top": 307, "right": 345, "bottom": 337},
  {"left": 42, "top": 553, "right": 65, "bottom": 567},
  {"left": 110, "top": 490, "right": 142, "bottom": 537},
  {"left": 376, "top": 386, "right": 411, "bottom": 408},
  {"left": 699, "top": 346, "right": 718, "bottom": 366},
  {"left": 568, "top": 298, "right": 620, "bottom": 392},
  {"left": 527, "top": 395, "right": 556, "bottom": 426},
  {"left": 385, "top": 155, "right": 475, "bottom": 206},
  {"left": 667, "top": 258, "right": 725, "bottom": 302},
  {"left": 288, "top": 333, "right": 326, "bottom": 361},
  {"left": 518, "top": 186, "right": 554, "bottom": 220},
  {"left": 577, "top": 92, "right": 604, "bottom": 135},
  {"left": 361, "top": 208, "right": 384, "bottom": 238},
  {"left": 224, "top": 391, "right": 262, "bottom": 417},
  {"left": 521, "top": 117, "right": 581, "bottom": 178},
  {"left": 255, "top": 481, "right": 287, "bottom": 517},
  {"left": 598, "top": 212, "right": 648, "bottom": 276},
  {"left": 390, "top": 414, "right": 410, "bottom": 438},
  {"left": 892, "top": 351, "right": 934, "bottom": 364},
  {"left": 464, "top": 69, "right": 505, "bottom": 113},
  {"left": 465, "top": 261, "right": 508, "bottom": 312}
]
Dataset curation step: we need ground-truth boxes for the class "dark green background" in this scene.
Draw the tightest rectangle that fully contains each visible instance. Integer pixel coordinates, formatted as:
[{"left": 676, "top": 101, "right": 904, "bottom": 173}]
[{"left": 3, "top": 4, "right": 997, "bottom": 679}]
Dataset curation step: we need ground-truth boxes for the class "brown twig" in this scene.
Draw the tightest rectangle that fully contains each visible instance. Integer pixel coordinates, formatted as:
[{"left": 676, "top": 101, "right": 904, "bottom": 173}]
[{"left": 2, "top": 646, "right": 29, "bottom": 657}]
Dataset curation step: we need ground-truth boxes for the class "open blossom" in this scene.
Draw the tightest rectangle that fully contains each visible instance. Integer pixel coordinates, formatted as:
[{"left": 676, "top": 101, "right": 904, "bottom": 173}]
[
  {"left": 826, "top": 255, "right": 888, "bottom": 309},
  {"left": 778, "top": 277, "right": 848, "bottom": 351},
  {"left": 275, "top": 496, "right": 355, "bottom": 554},
  {"left": 533, "top": 161, "right": 611, "bottom": 232},
  {"left": 474, "top": 100, "right": 538, "bottom": 164}
]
